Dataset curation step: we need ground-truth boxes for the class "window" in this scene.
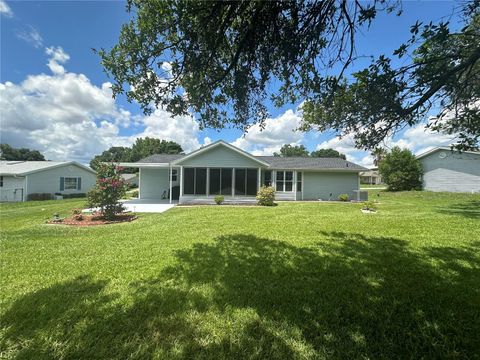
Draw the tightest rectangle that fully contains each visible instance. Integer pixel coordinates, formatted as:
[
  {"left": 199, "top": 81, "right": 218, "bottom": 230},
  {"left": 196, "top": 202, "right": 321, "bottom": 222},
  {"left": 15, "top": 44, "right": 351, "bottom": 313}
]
[
  {"left": 171, "top": 169, "right": 177, "bottom": 182},
  {"left": 276, "top": 171, "right": 293, "bottom": 192},
  {"left": 263, "top": 171, "right": 272, "bottom": 186},
  {"left": 0, "top": 176, "right": 3, "bottom": 187},
  {"left": 64, "top": 177, "right": 78, "bottom": 190},
  {"left": 183, "top": 168, "right": 207, "bottom": 195},
  {"left": 297, "top": 172, "right": 302, "bottom": 192}
]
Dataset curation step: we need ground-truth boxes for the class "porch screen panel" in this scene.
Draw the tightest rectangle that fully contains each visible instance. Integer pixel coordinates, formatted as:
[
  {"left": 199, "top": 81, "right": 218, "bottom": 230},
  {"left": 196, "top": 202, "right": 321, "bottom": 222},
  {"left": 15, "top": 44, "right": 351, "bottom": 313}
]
[
  {"left": 246, "top": 169, "right": 258, "bottom": 195},
  {"left": 195, "top": 168, "right": 207, "bottom": 195},
  {"left": 184, "top": 168, "right": 195, "bottom": 195},
  {"left": 235, "top": 169, "right": 246, "bottom": 195},
  {"left": 221, "top": 168, "right": 232, "bottom": 195},
  {"left": 209, "top": 169, "right": 221, "bottom": 195}
]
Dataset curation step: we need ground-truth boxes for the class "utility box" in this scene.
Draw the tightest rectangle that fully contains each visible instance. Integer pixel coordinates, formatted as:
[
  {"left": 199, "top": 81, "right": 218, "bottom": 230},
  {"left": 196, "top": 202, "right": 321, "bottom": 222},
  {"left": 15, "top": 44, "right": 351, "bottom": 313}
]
[{"left": 353, "top": 190, "right": 368, "bottom": 202}]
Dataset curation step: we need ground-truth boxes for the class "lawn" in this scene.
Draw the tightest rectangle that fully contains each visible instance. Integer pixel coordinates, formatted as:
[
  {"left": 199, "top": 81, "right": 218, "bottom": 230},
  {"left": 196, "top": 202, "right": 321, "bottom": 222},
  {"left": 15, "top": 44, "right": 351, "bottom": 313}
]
[{"left": 1, "top": 191, "right": 479, "bottom": 359}]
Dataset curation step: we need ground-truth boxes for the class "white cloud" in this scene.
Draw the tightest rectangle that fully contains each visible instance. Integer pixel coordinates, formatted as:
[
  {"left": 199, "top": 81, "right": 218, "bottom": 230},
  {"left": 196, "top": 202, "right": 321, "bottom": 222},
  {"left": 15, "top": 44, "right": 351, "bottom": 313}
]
[
  {"left": 0, "top": 0, "right": 12, "bottom": 17},
  {"left": 231, "top": 109, "right": 304, "bottom": 155},
  {"left": 45, "top": 46, "right": 70, "bottom": 75},
  {"left": 0, "top": 46, "right": 206, "bottom": 163},
  {"left": 131, "top": 108, "right": 202, "bottom": 153},
  {"left": 389, "top": 120, "right": 455, "bottom": 155},
  {"left": 315, "top": 120, "right": 456, "bottom": 168},
  {"left": 17, "top": 26, "right": 43, "bottom": 48}
]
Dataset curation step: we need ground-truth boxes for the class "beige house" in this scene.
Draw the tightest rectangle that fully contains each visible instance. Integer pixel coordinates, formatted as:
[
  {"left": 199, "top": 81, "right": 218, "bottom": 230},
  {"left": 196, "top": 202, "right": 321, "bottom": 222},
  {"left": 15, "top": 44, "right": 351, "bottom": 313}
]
[{"left": 359, "top": 168, "right": 382, "bottom": 185}]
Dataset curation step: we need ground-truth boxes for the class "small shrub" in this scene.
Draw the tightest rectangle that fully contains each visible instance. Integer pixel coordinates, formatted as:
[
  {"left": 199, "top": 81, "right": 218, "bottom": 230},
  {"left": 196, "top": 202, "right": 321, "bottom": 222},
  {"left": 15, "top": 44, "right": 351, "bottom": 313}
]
[
  {"left": 362, "top": 200, "right": 377, "bottom": 211},
  {"left": 214, "top": 195, "right": 224, "bottom": 205},
  {"left": 27, "top": 193, "right": 53, "bottom": 201},
  {"left": 256, "top": 186, "right": 275, "bottom": 206},
  {"left": 338, "top": 194, "right": 349, "bottom": 202},
  {"left": 130, "top": 190, "right": 139, "bottom": 198}
]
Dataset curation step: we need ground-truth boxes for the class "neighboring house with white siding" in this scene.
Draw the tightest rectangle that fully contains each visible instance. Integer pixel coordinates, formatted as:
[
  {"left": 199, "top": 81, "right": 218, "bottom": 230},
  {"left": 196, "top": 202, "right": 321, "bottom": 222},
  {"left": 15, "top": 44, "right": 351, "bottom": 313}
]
[
  {"left": 118, "top": 140, "right": 367, "bottom": 204},
  {"left": 417, "top": 147, "right": 480, "bottom": 193},
  {"left": 0, "top": 161, "right": 96, "bottom": 202}
]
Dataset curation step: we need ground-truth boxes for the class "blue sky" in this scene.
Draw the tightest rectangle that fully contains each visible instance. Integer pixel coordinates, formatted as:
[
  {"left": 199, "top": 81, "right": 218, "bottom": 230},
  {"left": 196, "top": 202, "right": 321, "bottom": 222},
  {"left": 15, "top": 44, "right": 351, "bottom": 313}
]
[{"left": 1, "top": 0, "right": 461, "bottom": 165}]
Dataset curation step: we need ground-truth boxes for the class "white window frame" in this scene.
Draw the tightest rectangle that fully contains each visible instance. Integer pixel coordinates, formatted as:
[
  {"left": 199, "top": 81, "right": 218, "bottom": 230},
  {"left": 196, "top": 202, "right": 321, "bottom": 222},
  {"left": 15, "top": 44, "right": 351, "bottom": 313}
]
[
  {"left": 276, "top": 171, "right": 294, "bottom": 192},
  {"left": 64, "top": 177, "right": 78, "bottom": 190},
  {"left": 296, "top": 171, "right": 302, "bottom": 192}
]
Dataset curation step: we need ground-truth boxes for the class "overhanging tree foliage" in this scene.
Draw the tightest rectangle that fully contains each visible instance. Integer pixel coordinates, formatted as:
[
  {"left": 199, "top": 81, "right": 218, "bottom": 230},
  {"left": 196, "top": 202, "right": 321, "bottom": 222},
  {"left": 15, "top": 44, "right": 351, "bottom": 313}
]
[
  {"left": 100, "top": 0, "right": 479, "bottom": 151},
  {"left": 302, "top": 4, "right": 480, "bottom": 150},
  {"left": 99, "top": 0, "right": 399, "bottom": 129}
]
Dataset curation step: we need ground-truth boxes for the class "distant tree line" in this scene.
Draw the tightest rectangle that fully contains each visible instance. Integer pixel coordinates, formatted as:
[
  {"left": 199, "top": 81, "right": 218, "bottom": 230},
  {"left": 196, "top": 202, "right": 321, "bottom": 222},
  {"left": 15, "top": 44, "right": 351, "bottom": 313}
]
[
  {"left": 89, "top": 137, "right": 183, "bottom": 171},
  {"left": 273, "top": 144, "right": 346, "bottom": 159},
  {"left": 0, "top": 144, "right": 46, "bottom": 161}
]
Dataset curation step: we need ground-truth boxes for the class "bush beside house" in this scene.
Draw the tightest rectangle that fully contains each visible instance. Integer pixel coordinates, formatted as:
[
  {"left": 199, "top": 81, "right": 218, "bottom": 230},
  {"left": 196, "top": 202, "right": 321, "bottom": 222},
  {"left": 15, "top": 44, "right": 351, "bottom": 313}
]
[
  {"left": 256, "top": 186, "right": 275, "bottom": 206},
  {"left": 87, "top": 164, "right": 128, "bottom": 220}
]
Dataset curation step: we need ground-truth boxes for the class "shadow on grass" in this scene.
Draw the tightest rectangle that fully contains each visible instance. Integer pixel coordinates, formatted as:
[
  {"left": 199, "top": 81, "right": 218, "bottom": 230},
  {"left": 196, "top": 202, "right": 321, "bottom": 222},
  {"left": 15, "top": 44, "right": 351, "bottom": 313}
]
[
  {"left": 2, "top": 234, "right": 479, "bottom": 359},
  {"left": 437, "top": 200, "right": 480, "bottom": 219}
]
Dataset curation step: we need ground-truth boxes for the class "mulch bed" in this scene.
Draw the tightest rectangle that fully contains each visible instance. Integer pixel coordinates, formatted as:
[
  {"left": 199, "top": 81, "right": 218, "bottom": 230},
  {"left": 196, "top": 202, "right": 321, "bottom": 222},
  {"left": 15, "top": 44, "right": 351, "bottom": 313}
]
[{"left": 47, "top": 213, "right": 138, "bottom": 226}]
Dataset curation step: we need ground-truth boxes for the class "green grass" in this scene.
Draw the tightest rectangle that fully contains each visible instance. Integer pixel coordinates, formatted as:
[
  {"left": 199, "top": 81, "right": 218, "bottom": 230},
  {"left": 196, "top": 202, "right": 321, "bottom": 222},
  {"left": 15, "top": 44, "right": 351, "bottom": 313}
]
[
  {"left": 359, "top": 184, "right": 386, "bottom": 189},
  {"left": 1, "top": 192, "right": 479, "bottom": 359}
]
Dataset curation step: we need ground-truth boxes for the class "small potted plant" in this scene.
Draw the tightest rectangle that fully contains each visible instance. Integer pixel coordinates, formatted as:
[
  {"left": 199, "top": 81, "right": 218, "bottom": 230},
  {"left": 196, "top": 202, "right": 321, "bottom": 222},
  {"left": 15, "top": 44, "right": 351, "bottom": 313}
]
[{"left": 361, "top": 201, "right": 378, "bottom": 213}]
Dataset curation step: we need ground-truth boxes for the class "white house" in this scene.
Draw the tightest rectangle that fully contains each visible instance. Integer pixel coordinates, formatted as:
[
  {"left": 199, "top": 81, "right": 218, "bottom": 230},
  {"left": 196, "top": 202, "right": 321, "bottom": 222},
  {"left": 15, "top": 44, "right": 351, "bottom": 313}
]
[
  {"left": 417, "top": 147, "right": 480, "bottom": 193},
  {"left": 0, "top": 161, "right": 96, "bottom": 202}
]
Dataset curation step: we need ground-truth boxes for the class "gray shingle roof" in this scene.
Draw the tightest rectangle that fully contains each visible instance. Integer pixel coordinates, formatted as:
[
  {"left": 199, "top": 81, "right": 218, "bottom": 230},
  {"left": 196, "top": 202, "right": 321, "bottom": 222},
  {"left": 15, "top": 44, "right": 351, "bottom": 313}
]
[
  {"left": 136, "top": 149, "right": 366, "bottom": 171},
  {"left": 256, "top": 156, "right": 367, "bottom": 170},
  {"left": 138, "top": 154, "right": 185, "bottom": 163},
  {"left": 0, "top": 161, "right": 95, "bottom": 175}
]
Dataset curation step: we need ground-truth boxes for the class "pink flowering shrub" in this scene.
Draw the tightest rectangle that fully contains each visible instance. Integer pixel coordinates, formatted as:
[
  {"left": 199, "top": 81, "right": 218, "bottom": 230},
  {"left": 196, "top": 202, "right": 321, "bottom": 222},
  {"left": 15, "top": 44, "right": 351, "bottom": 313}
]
[{"left": 87, "top": 163, "right": 128, "bottom": 219}]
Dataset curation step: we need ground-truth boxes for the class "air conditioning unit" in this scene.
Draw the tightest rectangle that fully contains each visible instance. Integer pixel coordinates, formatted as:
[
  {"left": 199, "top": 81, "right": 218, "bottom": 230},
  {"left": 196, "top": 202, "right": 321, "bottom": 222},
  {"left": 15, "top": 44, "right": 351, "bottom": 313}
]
[{"left": 353, "top": 190, "right": 368, "bottom": 202}]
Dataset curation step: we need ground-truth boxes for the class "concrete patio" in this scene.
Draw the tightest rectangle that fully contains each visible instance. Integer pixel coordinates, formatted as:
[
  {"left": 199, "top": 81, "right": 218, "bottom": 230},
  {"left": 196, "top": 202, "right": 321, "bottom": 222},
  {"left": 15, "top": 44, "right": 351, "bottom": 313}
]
[{"left": 83, "top": 198, "right": 177, "bottom": 214}]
